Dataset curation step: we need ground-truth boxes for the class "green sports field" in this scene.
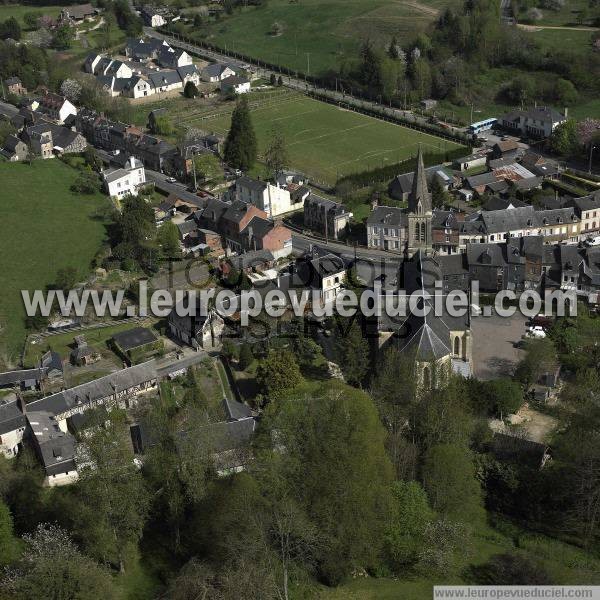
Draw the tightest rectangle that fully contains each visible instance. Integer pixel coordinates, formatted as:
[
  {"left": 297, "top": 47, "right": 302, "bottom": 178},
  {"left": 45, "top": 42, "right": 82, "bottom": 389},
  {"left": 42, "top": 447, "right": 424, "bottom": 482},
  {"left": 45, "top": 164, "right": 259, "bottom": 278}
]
[
  {"left": 0, "top": 160, "right": 110, "bottom": 360},
  {"left": 186, "top": 0, "right": 457, "bottom": 75},
  {"left": 185, "top": 93, "right": 464, "bottom": 185}
]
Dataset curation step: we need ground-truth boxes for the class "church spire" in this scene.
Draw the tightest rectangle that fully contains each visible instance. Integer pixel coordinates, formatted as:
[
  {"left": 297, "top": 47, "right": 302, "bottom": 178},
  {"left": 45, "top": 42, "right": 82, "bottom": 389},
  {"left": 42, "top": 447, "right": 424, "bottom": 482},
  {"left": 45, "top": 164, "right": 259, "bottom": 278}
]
[{"left": 408, "top": 145, "right": 431, "bottom": 214}]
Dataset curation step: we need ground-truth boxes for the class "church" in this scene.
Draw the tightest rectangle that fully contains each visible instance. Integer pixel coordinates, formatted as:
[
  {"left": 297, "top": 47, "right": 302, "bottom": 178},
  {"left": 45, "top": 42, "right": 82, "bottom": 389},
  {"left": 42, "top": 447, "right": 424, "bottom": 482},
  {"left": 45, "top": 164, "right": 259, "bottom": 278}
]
[{"left": 366, "top": 147, "right": 433, "bottom": 254}]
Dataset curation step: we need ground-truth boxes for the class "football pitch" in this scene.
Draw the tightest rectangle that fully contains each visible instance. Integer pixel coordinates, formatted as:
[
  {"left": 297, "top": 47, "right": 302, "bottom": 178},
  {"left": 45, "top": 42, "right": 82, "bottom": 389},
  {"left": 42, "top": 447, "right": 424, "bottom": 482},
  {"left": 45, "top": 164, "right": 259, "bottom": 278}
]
[{"left": 184, "top": 94, "right": 465, "bottom": 185}]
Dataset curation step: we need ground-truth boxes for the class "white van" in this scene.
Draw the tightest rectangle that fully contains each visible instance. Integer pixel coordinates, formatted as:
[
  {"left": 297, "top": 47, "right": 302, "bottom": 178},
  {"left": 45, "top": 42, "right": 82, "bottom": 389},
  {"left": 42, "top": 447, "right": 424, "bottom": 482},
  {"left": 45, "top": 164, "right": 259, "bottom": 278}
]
[{"left": 585, "top": 235, "right": 600, "bottom": 247}]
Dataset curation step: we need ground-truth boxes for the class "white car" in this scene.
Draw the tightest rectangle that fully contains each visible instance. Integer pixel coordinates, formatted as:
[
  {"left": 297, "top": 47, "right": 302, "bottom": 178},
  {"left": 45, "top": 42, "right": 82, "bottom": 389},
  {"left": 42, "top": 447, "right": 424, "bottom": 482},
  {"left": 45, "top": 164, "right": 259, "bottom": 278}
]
[
  {"left": 585, "top": 235, "right": 600, "bottom": 247},
  {"left": 525, "top": 325, "right": 546, "bottom": 339},
  {"left": 166, "top": 177, "right": 177, "bottom": 183},
  {"left": 470, "top": 303, "right": 483, "bottom": 316}
]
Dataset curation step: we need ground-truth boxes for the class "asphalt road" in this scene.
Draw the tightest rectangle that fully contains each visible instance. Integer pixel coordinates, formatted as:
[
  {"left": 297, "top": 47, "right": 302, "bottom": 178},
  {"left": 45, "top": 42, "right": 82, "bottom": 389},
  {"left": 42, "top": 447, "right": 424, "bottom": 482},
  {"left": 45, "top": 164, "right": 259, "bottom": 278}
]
[{"left": 94, "top": 147, "right": 207, "bottom": 207}]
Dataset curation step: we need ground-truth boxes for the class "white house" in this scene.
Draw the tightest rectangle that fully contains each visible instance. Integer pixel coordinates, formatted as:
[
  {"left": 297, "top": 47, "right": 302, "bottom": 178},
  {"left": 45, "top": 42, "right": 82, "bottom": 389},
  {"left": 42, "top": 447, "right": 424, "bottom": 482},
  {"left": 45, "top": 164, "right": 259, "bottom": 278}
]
[
  {"left": 123, "top": 75, "right": 155, "bottom": 99},
  {"left": 177, "top": 64, "right": 200, "bottom": 87},
  {"left": 221, "top": 75, "right": 250, "bottom": 95},
  {"left": 103, "top": 156, "right": 146, "bottom": 198},
  {"left": 105, "top": 60, "right": 133, "bottom": 79},
  {"left": 84, "top": 52, "right": 102, "bottom": 73},
  {"left": 36, "top": 93, "right": 77, "bottom": 125},
  {"left": 499, "top": 106, "right": 567, "bottom": 139},
  {"left": 158, "top": 46, "right": 193, "bottom": 68},
  {"left": 233, "top": 176, "right": 293, "bottom": 218},
  {"left": 148, "top": 70, "right": 183, "bottom": 93},
  {"left": 201, "top": 63, "right": 236, "bottom": 83}
]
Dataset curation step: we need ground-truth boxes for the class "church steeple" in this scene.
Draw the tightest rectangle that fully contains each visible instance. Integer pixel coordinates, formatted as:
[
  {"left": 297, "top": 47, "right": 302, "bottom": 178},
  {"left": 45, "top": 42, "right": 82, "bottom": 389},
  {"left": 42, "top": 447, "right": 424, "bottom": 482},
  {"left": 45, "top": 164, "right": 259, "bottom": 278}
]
[{"left": 408, "top": 146, "right": 432, "bottom": 215}]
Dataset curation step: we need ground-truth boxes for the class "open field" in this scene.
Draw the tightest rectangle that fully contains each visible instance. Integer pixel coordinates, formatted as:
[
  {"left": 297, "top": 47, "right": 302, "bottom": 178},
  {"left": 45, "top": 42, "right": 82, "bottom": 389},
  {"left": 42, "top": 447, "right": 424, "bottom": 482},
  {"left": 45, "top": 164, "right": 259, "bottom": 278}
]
[
  {"left": 183, "top": 92, "right": 465, "bottom": 184},
  {"left": 526, "top": 27, "right": 596, "bottom": 56},
  {"left": 0, "top": 160, "right": 110, "bottom": 361},
  {"left": 186, "top": 0, "right": 457, "bottom": 75},
  {"left": 0, "top": 4, "right": 61, "bottom": 25}
]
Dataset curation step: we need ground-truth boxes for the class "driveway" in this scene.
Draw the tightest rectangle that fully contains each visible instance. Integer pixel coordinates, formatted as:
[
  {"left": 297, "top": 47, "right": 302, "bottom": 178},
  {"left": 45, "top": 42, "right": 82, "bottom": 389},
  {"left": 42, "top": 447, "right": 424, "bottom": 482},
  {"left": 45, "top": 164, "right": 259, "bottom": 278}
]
[{"left": 472, "top": 312, "right": 529, "bottom": 380}]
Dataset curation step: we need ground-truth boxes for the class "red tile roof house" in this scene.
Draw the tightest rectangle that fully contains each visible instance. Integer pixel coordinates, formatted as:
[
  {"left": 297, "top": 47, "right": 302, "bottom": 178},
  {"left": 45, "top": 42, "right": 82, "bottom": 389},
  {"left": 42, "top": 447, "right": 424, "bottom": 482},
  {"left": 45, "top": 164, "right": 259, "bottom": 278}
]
[{"left": 243, "top": 218, "right": 293, "bottom": 259}]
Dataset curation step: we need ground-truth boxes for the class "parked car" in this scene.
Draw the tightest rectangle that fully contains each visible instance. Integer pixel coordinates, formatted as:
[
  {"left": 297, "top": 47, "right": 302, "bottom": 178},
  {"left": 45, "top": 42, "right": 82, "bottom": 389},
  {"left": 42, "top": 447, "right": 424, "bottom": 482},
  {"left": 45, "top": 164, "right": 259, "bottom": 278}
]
[
  {"left": 166, "top": 176, "right": 177, "bottom": 183},
  {"left": 470, "top": 303, "right": 483, "bottom": 316},
  {"left": 525, "top": 325, "right": 547, "bottom": 339},
  {"left": 585, "top": 235, "right": 600, "bottom": 247}
]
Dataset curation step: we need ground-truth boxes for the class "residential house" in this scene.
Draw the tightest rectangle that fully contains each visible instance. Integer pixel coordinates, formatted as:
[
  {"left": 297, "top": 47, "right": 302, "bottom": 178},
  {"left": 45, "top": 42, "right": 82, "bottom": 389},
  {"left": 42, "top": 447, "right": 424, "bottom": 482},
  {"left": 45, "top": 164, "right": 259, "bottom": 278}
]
[
  {"left": 303, "top": 193, "right": 352, "bottom": 240},
  {"left": 148, "top": 70, "right": 183, "bottom": 93},
  {"left": 219, "top": 200, "right": 268, "bottom": 252},
  {"left": 122, "top": 75, "right": 154, "bottom": 99},
  {"left": 26, "top": 361, "right": 159, "bottom": 431},
  {"left": 158, "top": 46, "right": 193, "bottom": 69},
  {"left": 242, "top": 217, "right": 293, "bottom": 259},
  {"left": 60, "top": 3, "right": 97, "bottom": 23},
  {"left": 0, "top": 134, "right": 28, "bottom": 161},
  {"left": 168, "top": 293, "right": 225, "bottom": 349},
  {"left": 102, "top": 156, "right": 146, "bottom": 198},
  {"left": 36, "top": 93, "right": 77, "bottom": 124},
  {"left": 176, "top": 64, "right": 201, "bottom": 87},
  {"left": 569, "top": 192, "right": 600, "bottom": 238},
  {"left": 201, "top": 63, "right": 236, "bottom": 83},
  {"left": 125, "top": 37, "right": 169, "bottom": 62},
  {"left": 27, "top": 410, "right": 78, "bottom": 486},
  {"left": 221, "top": 75, "right": 251, "bottom": 95},
  {"left": 41, "top": 351, "right": 64, "bottom": 381},
  {"left": 0, "top": 400, "right": 27, "bottom": 458},
  {"left": 367, "top": 206, "right": 407, "bottom": 252},
  {"left": 296, "top": 253, "right": 346, "bottom": 306},
  {"left": 499, "top": 106, "right": 567, "bottom": 139},
  {"left": 0, "top": 369, "right": 47, "bottom": 391},
  {"left": 84, "top": 52, "right": 102, "bottom": 73},
  {"left": 22, "top": 123, "right": 87, "bottom": 158},
  {"left": 233, "top": 176, "right": 296, "bottom": 218},
  {"left": 5, "top": 76, "right": 26, "bottom": 95},
  {"left": 432, "top": 210, "right": 465, "bottom": 255}
]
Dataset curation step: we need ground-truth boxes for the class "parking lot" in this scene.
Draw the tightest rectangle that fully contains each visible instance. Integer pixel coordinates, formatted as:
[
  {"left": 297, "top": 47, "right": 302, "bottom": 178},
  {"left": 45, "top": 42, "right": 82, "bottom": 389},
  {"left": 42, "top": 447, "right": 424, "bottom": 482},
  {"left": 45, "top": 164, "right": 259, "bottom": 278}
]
[{"left": 472, "top": 311, "right": 529, "bottom": 380}]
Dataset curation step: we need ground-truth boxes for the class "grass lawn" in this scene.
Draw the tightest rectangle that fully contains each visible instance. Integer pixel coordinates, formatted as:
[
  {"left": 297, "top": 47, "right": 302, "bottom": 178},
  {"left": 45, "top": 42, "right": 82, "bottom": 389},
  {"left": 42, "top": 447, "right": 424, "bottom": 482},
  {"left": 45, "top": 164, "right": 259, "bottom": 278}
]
[
  {"left": 187, "top": 93, "right": 465, "bottom": 185},
  {"left": 185, "top": 0, "right": 454, "bottom": 76},
  {"left": 23, "top": 322, "right": 154, "bottom": 367},
  {"left": 0, "top": 4, "right": 61, "bottom": 25},
  {"left": 525, "top": 27, "right": 596, "bottom": 57},
  {"left": 0, "top": 160, "right": 110, "bottom": 361}
]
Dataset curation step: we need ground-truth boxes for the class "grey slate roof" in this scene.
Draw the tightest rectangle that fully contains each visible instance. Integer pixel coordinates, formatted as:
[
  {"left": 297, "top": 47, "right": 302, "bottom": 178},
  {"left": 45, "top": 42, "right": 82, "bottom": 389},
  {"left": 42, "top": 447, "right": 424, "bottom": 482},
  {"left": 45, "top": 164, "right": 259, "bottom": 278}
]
[
  {"left": 383, "top": 251, "right": 469, "bottom": 359},
  {"left": 244, "top": 216, "right": 273, "bottom": 240},
  {"left": 236, "top": 176, "right": 267, "bottom": 193},
  {"left": 27, "top": 361, "right": 157, "bottom": 417},
  {"left": 367, "top": 205, "right": 407, "bottom": 228},
  {"left": 202, "top": 63, "right": 234, "bottom": 78},
  {"left": 148, "top": 70, "right": 182, "bottom": 88},
  {"left": 0, "top": 400, "right": 26, "bottom": 435},
  {"left": 112, "top": 327, "right": 158, "bottom": 352},
  {"left": 223, "top": 397, "right": 253, "bottom": 421},
  {"left": 0, "top": 369, "right": 46, "bottom": 388}
]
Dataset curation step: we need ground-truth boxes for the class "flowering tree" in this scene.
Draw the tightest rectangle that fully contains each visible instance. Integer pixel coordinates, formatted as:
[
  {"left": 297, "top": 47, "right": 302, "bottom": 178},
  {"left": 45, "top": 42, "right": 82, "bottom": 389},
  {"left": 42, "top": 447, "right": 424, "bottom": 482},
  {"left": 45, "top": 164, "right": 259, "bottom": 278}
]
[
  {"left": 577, "top": 118, "right": 600, "bottom": 146},
  {"left": 60, "top": 78, "right": 82, "bottom": 102}
]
